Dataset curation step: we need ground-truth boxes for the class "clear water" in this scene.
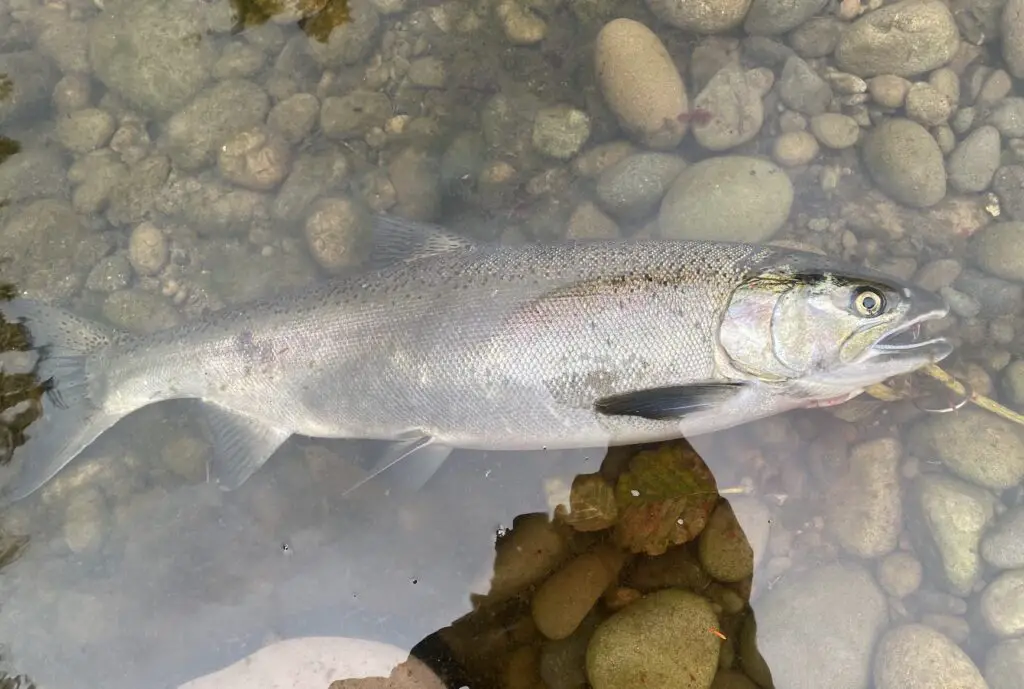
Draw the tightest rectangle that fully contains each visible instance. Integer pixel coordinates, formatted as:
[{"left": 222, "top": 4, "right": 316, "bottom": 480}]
[{"left": 1, "top": 1, "right": 1022, "bottom": 688}]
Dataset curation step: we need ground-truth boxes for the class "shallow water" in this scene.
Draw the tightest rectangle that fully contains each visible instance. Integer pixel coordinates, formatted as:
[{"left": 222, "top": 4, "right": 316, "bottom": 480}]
[{"left": 2, "top": 0, "right": 1024, "bottom": 688}]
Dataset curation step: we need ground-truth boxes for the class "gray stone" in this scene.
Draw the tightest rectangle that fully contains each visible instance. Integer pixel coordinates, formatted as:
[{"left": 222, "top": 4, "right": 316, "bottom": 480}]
[
  {"left": 272, "top": 150, "right": 350, "bottom": 222},
  {"left": 532, "top": 105, "right": 591, "bottom": 160},
  {"left": 0, "top": 51, "right": 57, "bottom": 125},
  {"left": 645, "top": 0, "right": 753, "bottom": 33},
  {"left": 321, "top": 91, "right": 392, "bottom": 140},
  {"left": 0, "top": 199, "right": 86, "bottom": 300},
  {"left": 909, "top": 408, "right": 1024, "bottom": 489},
  {"left": 789, "top": 17, "right": 842, "bottom": 58},
  {"left": 305, "top": 0, "right": 380, "bottom": 67},
  {"left": 980, "top": 569, "right": 1024, "bottom": 637},
  {"left": 948, "top": 125, "right": 1001, "bottom": 192},
  {"left": 744, "top": 0, "right": 828, "bottom": 35},
  {"left": 1004, "top": 0, "right": 1024, "bottom": 79},
  {"left": 874, "top": 625, "right": 987, "bottom": 689},
  {"left": 809, "top": 113, "right": 860, "bottom": 148},
  {"left": 752, "top": 563, "right": 887, "bottom": 689},
  {"left": 826, "top": 437, "right": 902, "bottom": 558},
  {"left": 910, "top": 473, "right": 995, "bottom": 596},
  {"left": 862, "top": 118, "right": 946, "bottom": 208},
  {"left": 835, "top": 0, "right": 960, "bottom": 77},
  {"left": 88, "top": 1, "right": 214, "bottom": 116},
  {"left": 268, "top": 93, "right": 320, "bottom": 145},
  {"left": 596, "top": 152, "right": 686, "bottom": 221},
  {"left": 988, "top": 98, "right": 1024, "bottom": 138},
  {"left": 986, "top": 638, "right": 1024, "bottom": 689},
  {"left": 102, "top": 289, "right": 181, "bottom": 334},
  {"left": 954, "top": 269, "right": 1024, "bottom": 316},
  {"left": 993, "top": 165, "right": 1024, "bottom": 220},
  {"left": 971, "top": 221, "right": 1024, "bottom": 281},
  {"left": 163, "top": 80, "right": 270, "bottom": 171},
  {"left": 691, "top": 65, "right": 768, "bottom": 151},
  {"left": 779, "top": 55, "right": 832, "bottom": 116},
  {"left": 877, "top": 551, "right": 923, "bottom": 598},
  {"left": 55, "top": 108, "right": 116, "bottom": 155},
  {"left": 658, "top": 156, "right": 793, "bottom": 242},
  {"left": 85, "top": 255, "right": 131, "bottom": 293},
  {"left": 0, "top": 148, "right": 68, "bottom": 205}
]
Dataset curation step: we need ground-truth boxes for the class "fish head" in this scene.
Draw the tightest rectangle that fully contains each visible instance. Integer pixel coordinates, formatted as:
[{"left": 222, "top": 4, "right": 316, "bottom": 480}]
[{"left": 719, "top": 255, "right": 953, "bottom": 400}]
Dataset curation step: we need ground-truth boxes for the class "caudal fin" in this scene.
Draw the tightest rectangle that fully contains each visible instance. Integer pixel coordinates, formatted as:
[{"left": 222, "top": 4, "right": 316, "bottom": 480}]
[{"left": 0, "top": 298, "right": 122, "bottom": 506}]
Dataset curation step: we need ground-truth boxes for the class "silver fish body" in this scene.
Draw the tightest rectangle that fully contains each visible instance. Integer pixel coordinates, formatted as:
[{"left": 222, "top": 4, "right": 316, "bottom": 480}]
[{"left": 0, "top": 218, "right": 953, "bottom": 503}]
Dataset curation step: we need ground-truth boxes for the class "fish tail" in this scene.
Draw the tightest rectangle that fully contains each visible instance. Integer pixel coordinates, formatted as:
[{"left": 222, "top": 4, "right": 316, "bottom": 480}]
[{"left": 0, "top": 298, "right": 123, "bottom": 505}]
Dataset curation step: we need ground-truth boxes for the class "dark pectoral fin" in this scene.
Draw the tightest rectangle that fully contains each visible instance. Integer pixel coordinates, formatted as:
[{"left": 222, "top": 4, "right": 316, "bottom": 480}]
[
  {"left": 594, "top": 383, "right": 745, "bottom": 421},
  {"left": 200, "top": 402, "right": 292, "bottom": 490}
]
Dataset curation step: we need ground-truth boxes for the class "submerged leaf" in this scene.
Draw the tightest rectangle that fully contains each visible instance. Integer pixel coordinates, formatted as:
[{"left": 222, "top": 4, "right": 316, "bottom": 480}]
[
  {"left": 613, "top": 441, "right": 718, "bottom": 556},
  {"left": 555, "top": 472, "right": 618, "bottom": 532}
]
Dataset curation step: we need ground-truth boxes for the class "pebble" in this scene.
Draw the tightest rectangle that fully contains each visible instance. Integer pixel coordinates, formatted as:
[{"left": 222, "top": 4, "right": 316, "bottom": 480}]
[
  {"left": 710, "top": 670, "right": 759, "bottom": 689},
  {"left": 698, "top": 497, "right": 769, "bottom": 582},
  {"left": 586, "top": 589, "right": 720, "bottom": 689},
  {"left": 987, "top": 98, "right": 1024, "bottom": 138},
  {"left": 982, "top": 506, "right": 1024, "bottom": 570},
  {"left": 754, "top": 563, "right": 887, "bottom": 689},
  {"left": 978, "top": 70, "right": 1013, "bottom": 107},
  {"left": 88, "top": 3, "right": 213, "bottom": 115},
  {"left": 407, "top": 56, "right": 447, "bottom": 88},
  {"left": 994, "top": 165, "right": 1024, "bottom": 221},
  {"left": 0, "top": 148, "right": 69, "bottom": 206},
  {"left": 910, "top": 473, "right": 995, "bottom": 596},
  {"left": 742, "top": 36, "right": 794, "bottom": 67},
  {"left": 940, "top": 285, "right": 982, "bottom": 318},
  {"left": 772, "top": 130, "right": 819, "bottom": 166},
  {"left": 826, "top": 437, "right": 902, "bottom": 558},
  {"left": 877, "top": 551, "right": 923, "bottom": 598},
  {"left": 809, "top": 113, "right": 860, "bottom": 148},
  {"left": 948, "top": 125, "right": 1001, "bottom": 193},
  {"left": 955, "top": 269, "right": 1024, "bottom": 316},
  {"left": 862, "top": 118, "right": 946, "bottom": 208},
  {"left": 497, "top": 0, "right": 547, "bottom": 45},
  {"left": 645, "top": 0, "right": 752, "bottom": 33},
  {"left": 488, "top": 515, "right": 569, "bottom": 600},
  {"left": 874, "top": 625, "right": 987, "bottom": 689},
  {"left": 658, "top": 156, "right": 793, "bottom": 242},
  {"left": 304, "top": 0, "right": 380, "bottom": 66},
  {"left": 540, "top": 614, "right": 598, "bottom": 689},
  {"left": 565, "top": 202, "right": 620, "bottom": 239},
  {"left": 1, "top": 199, "right": 85, "bottom": 301},
  {"left": 778, "top": 55, "right": 832, "bottom": 116},
  {"left": 163, "top": 80, "right": 270, "bottom": 171},
  {"left": 789, "top": 16, "right": 841, "bottom": 58},
  {"left": 532, "top": 105, "right": 591, "bottom": 160},
  {"left": 388, "top": 146, "right": 441, "bottom": 221},
  {"left": 595, "top": 152, "right": 686, "bottom": 221},
  {"left": 835, "top": 0, "right": 960, "bottom": 77},
  {"left": 52, "top": 74, "right": 92, "bottom": 114},
  {"left": 691, "top": 65, "right": 767, "bottom": 151},
  {"left": 868, "top": 74, "right": 912, "bottom": 108},
  {"left": 971, "top": 221, "right": 1024, "bottom": 282},
  {"left": 218, "top": 126, "right": 292, "bottom": 192},
  {"left": 905, "top": 83, "right": 953, "bottom": 126},
  {"left": 594, "top": 19, "right": 688, "bottom": 150},
  {"left": 532, "top": 545, "right": 625, "bottom": 640},
  {"left": 986, "top": 638, "right": 1024, "bottom": 689},
  {"left": 55, "top": 108, "right": 116, "bottom": 154},
  {"left": 909, "top": 409, "right": 1024, "bottom": 490},
  {"left": 272, "top": 150, "right": 350, "bottom": 222},
  {"left": 212, "top": 42, "right": 265, "bottom": 80},
  {"left": 86, "top": 255, "right": 132, "bottom": 293},
  {"left": 1004, "top": 0, "right": 1024, "bottom": 78},
  {"left": 744, "top": 0, "right": 827, "bottom": 35},
  {"left": 320, "top": 91, "right": 392, "bottom": 140},
  {"left": 572, "top": 141, "right": 637, "bottom": 178},
  {"left": 920, "top": 614, "right": 970, "bottom": 645},
  {"left": 979, "top": 569, "right": 1024, "bottom": 637},
  {"left": 303, "top": 197, "right": 371, "bottom": 274},
  {"left": 268, "top": 93, "right": 320, "bottom": 144}
]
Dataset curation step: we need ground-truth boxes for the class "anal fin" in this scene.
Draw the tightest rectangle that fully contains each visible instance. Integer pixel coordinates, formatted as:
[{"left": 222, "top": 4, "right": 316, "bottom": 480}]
[
  {"left": 342, "top": 435, "right": 453, "bottom": 497},
  {"left": 199, "top": 402, "right": 292, "bottom": 490},
  {"left": 594, "top": 383, "right": 745, "bottom": 421}
]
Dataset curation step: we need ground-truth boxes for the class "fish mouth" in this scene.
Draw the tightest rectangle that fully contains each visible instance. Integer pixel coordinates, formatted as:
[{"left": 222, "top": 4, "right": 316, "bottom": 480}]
[{"left": 868, "top": 292, "right": 953, "bottom": 362}]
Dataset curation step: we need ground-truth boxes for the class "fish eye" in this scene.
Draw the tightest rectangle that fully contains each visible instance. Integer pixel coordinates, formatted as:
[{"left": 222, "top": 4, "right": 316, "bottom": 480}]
[{"left": 853, "top": 287, "right": 886, "bottom": 317}]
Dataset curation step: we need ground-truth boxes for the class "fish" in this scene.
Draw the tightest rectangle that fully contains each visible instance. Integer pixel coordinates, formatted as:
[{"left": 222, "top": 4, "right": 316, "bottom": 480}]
[{"left": 0, "top": 215, "right": 953, "bottom": 505}]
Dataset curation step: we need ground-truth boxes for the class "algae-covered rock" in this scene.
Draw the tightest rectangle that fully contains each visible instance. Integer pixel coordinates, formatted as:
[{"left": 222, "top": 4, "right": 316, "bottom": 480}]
[
  {"left": 613, "top": 441, "right": 718, "bottom": 556},
  {"left": 586, "top": 589, "right": 720, "bottom": 689}
]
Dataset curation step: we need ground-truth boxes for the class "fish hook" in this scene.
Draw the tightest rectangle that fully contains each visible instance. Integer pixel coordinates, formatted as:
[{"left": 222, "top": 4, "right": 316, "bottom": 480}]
[{"left": 913, "top": 379, "right": 973, "bottom": 414}]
